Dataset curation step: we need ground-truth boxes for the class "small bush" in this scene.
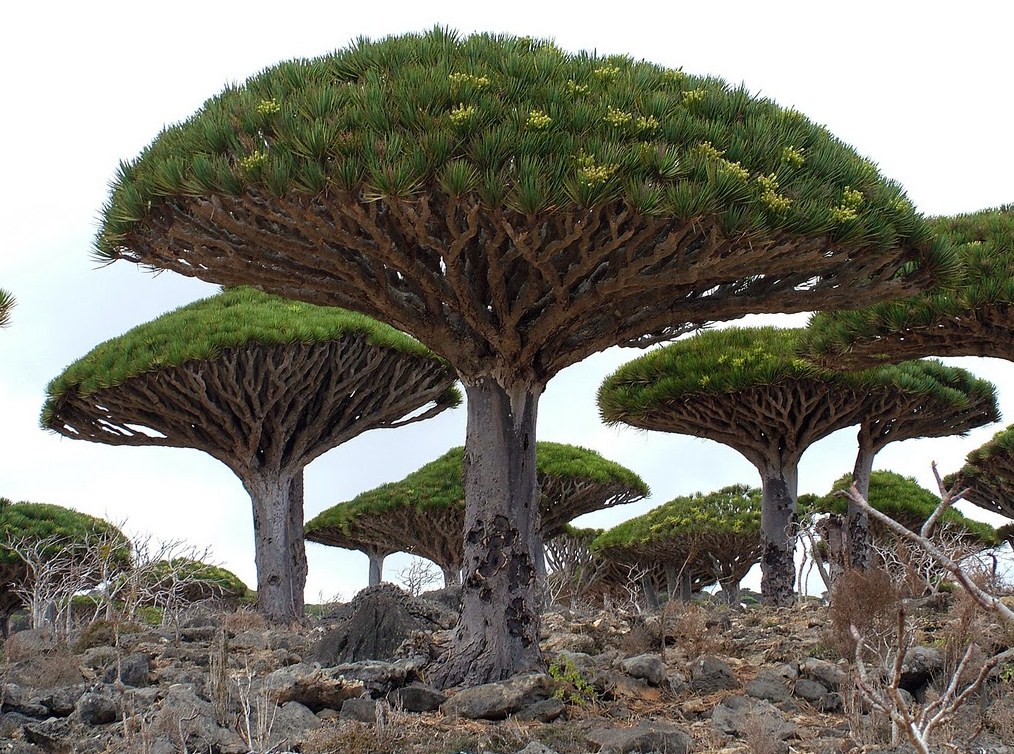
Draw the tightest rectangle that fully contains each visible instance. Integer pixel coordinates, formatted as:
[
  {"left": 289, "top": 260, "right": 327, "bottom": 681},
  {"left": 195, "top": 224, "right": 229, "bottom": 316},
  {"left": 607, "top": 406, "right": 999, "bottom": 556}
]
[
  {"left": 549, "top": 655, "right": 598, "bottom": 706},
  {"left": 827, "top": 567, "right": 901, "bottom": 659}
]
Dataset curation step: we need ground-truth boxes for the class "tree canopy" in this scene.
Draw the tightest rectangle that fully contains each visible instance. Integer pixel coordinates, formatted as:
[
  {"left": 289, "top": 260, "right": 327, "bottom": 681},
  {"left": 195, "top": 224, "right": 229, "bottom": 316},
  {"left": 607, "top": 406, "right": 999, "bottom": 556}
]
[
  {"left": 0, "top": 500, "right": 130, "bottom": 632},
  {"left": 813, "top": 471, "right": 998, "bottom": 547},
  {"left": 305, "top": 442, "right": 648, "bottom": 577},
  {"left": 42, "top": 286, "right": 459, "bottom": 622},
  {"left": 803, "top": 206, "right": 1014, "bottom": 367},
  {"left": 92, "top": 26, "right": 952, "bottom": 685},
  {"left": 948, "top": 424, "right": 1014, "bottom": 520}
]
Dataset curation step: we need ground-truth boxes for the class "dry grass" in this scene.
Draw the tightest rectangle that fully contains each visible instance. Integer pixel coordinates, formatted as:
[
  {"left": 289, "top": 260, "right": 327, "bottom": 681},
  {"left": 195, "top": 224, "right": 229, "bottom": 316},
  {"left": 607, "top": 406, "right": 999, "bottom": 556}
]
[{"left": 826, "top": 567, "right": 901, "bottom": 660}]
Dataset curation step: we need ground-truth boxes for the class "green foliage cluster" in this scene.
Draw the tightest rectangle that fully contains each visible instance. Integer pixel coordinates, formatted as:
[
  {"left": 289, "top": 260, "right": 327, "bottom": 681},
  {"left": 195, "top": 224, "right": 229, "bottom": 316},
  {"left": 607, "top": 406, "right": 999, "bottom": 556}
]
[
  {"left": 592, "top": 484, "right": 762, "bottom": 550},
  {"left": 0, "top": 499, "right": 130, "bottom": 566},
  {"left": 305, "top": 442, "right": 647, "bottom": 534},
  {"left": 99, "top": 28, "right": 933, "bottom": 258},
  {"left": 812, "top": 470, "right": 998, "bottom": 546},
  {"left": 144, "top": 558, "right": 250, "bottom": 599},
  {"left": 802, "top": 205, "right": 1014, "bottom": 361},
  {"left": 548, "top": 655, "right": 599, "bottom": 706},
  {"left": 948, "top": 423, "right": 1014, "bottom": 519},
  {"left": 0, "top": 288, "right": 13, "bottom": 328},
  {"left": 598, "top": 326, "right": 995, "bottom": 426},
  {"left": 42, "top": 286, "right": 457, "bottom": 423}
]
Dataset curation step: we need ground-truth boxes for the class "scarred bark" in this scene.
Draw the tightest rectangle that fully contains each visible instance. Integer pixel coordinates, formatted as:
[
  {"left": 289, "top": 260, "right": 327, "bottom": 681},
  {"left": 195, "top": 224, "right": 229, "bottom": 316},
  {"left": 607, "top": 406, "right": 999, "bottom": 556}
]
[
  {"left": 848, "top": 436, "right": 876, "bottom": 570},
  {"left": 432, "top": 377, "right": 544, "bottom": 688},
  {"left": 760, "top": 465, "right": 798, "bottom": 608},
  {"left": 246, "top": 473, "right": 307, "bottom": 623}
]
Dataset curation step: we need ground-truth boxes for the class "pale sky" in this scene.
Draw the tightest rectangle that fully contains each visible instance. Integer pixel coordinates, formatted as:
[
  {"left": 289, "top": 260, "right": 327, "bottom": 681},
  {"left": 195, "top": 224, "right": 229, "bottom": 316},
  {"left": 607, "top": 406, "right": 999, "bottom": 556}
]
[{"left": 2, "top": 1, "right": 1012, "bottom": 601}]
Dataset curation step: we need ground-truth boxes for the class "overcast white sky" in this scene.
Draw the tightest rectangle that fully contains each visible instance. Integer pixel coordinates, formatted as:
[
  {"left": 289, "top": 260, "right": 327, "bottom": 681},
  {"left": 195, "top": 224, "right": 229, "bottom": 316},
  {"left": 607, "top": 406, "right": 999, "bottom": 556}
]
[{"left": 2, "top": 1, "right": 1012, "bottom": 601}]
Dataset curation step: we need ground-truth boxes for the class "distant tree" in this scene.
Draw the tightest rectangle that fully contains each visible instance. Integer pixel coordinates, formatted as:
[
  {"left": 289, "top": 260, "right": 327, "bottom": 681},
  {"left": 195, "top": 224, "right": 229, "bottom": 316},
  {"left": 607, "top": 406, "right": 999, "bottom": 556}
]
[
  {"left": 0, "top": 289, "right": 13, "bottom": 328},
  {"left": 305, "top": 442, "right": 647, "bottom": 586},
  {"left": 947, "top": 424, "right": 1014, "bottom": 520},
  {"left": 599, "top": 327, "right": 876, "bottom": 606},
  {"left": 592, "top": 484, "right": 762, "bottom": 606},
  {"left": 844, "top": 362, "right": 997, "bottom": 568},
  {"left": 94, "top": 29, "right": 947, "bottom": 683},
  {"left": 0, "top": 500, "right": 129, "bottom": 636},
  {"left": 600, "top": 327, "right": 996, "bottom": 603},
  {"left": 42, "top": 287, "right": 459, "bottom": 622},
  {"left": 804, "top": 206, "right": 1014, "bottom": 367}
]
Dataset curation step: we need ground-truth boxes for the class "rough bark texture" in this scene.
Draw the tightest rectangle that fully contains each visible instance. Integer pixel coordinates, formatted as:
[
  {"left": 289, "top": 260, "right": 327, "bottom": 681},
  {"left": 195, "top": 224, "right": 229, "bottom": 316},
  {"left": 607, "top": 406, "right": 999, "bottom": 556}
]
[
  {"left": 46, "top": 339, "right": 456, "bottom": 623},
  {"left": 760, "top": 466, "right": 798, "bottom": 608},
  {"left": 247, "top": 474, "right": 306, "bottom": 623},
  {"left": 848, "top": 440, "right": 876, "bottom": 571},
  {"left": 432, "top": 378, "right": 543, "bottom": 688}
]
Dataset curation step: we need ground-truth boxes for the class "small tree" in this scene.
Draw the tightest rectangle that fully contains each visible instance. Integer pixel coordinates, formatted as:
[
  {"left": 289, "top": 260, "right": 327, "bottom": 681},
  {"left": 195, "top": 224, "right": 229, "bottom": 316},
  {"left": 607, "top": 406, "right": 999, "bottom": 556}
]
[
  {"left": 592, "top": 484, "right": 763, "bottom": 606},
  {"left": 0, "top": 288, "right": 13, "bottom": 328},
  {"left": 804, "top": 206, "right": 1014, "bottom": 367},
  {"left": 94, "top": 29, "right": 948, "bottom": 682},
  {"left": 305, "top": 442, "right": 647, "bottom": 586},
  {"left": 42, "top": 287, "right": 459, "bottom": 622},
  {"left": 0, "top": 500, "right": 130, "bottom": 636},
  {"left": 947, "top": 423, "right": 1014, "bottom": 520}
]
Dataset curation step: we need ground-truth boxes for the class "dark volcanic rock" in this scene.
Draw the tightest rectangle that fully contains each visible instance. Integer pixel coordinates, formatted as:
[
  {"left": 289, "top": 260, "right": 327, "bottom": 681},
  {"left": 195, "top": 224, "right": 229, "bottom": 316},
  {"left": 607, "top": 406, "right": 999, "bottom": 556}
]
[
  {"left": 306, "top": 584, "right": 455, "bottom": 664},
  {"left": 340, "top": 697, "right": 378, "bottom": 723},
  {"left": 586, "top": 720, "right": 692, "bottom": 754},
  {"left": 101, "top": 652, "right": 150, "bottom": 687},
  {"left": 440, "top": 673, "right": 554, "bottom": 720},
  {"left": 690, "top": 654, "right": 739, "bottom": 693},
  {"left": 76, "top": 691, "right": 118, "bottom": 725},
  {"left": 388, "top": 683, "right": 446, "bottom": 712},
  {"left": 619, "top": 654, "right": 666, "bottom": 686}
]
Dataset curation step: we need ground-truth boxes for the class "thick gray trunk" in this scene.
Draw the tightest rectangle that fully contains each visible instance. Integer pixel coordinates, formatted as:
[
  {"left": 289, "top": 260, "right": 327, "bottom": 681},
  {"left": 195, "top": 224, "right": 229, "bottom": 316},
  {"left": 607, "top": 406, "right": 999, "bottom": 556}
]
[
  {"left": 848, "top": 436, "right": 876, "bottom": 571},
  {"left": 442, "top": 567, "right": 461, "bottom": 587},
  {"left": 364, "top": 548, "right": 386, "bottom": 587},
  {"left": 641, "top": 573, "right": 660, "bottom": 611},
  {"left": 432, "top": 378, "right": 544, "bottom": 687},
  {"left": 665, "top": 564, "right": 692, "bottom": 603},
  {"left": 759, "top": 465, "right": 798, "bottom": 607},
  {"left": 246, "top": 472, "right": 307, "bottom": 623},
  {"left": 718, "top": 578, "right": 741, "bottom": 606}
]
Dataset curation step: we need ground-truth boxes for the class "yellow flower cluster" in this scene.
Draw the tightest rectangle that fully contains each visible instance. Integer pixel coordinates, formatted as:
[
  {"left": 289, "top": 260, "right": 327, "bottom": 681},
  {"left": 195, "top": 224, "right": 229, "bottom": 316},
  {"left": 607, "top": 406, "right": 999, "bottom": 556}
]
[
  {"left": 662, "top": 69, "right": 687, "bottom": 83},
  {"left": 593, "top": 64, "right": 622, "bottom": 81},
  {"left": 576, "top": 152, "right": 618, "bottom": 186},
  {"left": 604, "top": 106, "right": 633, "bottom": 127},
  {"left": 697, "top": 142, "right": 749, "bottom": 182},
  {"left": 781, "top": 146, "right": 805, "bottom": 167},
  {"left": 566, "top": 79, "right": 589, "bottom": 95},
  {"left": 683, "top": 88, "right": 706, "bottom": 104},
  {"left": 756, "top": 174, "right": 792, "bottom": 212},
  {"left": 256, "top": 99, "right": 281, "bottom": 116},
  {"left": 449, "top": 104, "right": 478, "bottom": 125},
  {"left": 696, "top": 141, "right": 725, "bottom": 161},
  {"left": 526, "top": 109, "right": 552, "bottom": 129},
  {"left": 239, "top": 151, "right": 268, "bottom": 171},
  {"left": 635, "top": 115, "right": 660, "bottom": 132},
  {"left": 448, "top": 72, "right": 490, "bottom": 89},
  {"left": 830, "top": 186, "right": 864, "bottom": 223}
]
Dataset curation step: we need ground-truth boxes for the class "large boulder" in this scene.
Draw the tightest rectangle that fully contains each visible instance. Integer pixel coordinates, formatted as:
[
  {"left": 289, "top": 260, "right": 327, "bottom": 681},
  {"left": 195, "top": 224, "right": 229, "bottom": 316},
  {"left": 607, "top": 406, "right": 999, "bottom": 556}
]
[
  {"left": 586, "top": 721, "right": 692, "bottom": 754},
  {"left": 306, "top": 584, "right": 455, "bottom": 664},
  {"left": 440, "top": 673, "right": 554, "bottom": 720}
]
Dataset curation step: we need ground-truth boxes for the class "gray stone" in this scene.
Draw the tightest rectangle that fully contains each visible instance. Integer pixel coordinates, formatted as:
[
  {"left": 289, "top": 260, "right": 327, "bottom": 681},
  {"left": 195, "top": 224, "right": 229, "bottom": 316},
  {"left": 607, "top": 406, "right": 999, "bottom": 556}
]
[
  {"left": 799, "top": 657, "right": 846, "bottom": 691},
  {"left": 441, "top": 673, "right": 554, "bottom": 720},
  {"left": 329, "top": 660, "right": 408, "bottom": 696},
  {"left": 793, "top": 678, "right": 830, "bottom": 706},
  {"left": 747, "top": 669, "right": 792, "bottom": 703},
  {"left": 619, "top": 654, "right": 666, "bottom": 686},
  {"left": 388, "top": 684, "right": 446, "bottom": 712},
  {"left": 900, "top": 646, "right": 944, "bottom": 696},
  {"left": 513, "top": 743, "right": 561, "bottom": 754},
  {"left": 35, "top": 684, "right": 87, "bottom": 717},
  {"left": 81, "top": 646, "right": 119, "bottom": 671},
  {"left": 76, "top": 691, "right": 119, "bottom": 725},
  {"left": 307, "top": 584, "right": 454, "bottom": 664},
  {"left": 514, "top": 698, "right": 566, "bottom": 722},
  {"left": 690, "top": 654, "right": 739, "bottom": 693},
  {"left": 586, "top": 720, "right": 692, "bottom": 754},
  {"left": 340, "top": 697, "right": 378, "bottom": 723},
  {"left": 265, "top": 701, "right": 322, "bottom": 750},
  {"left": 154, "top": 684, "right": 246, "bottom": 754},
  {"left": 263, "top": 662, "right": 365, "bottom": 711},
  {"left": 101, "top": 652, "right": 150, "bottom": 687},
  {"left": 712, "top": 695, "right": 797, "bottom": 740}
]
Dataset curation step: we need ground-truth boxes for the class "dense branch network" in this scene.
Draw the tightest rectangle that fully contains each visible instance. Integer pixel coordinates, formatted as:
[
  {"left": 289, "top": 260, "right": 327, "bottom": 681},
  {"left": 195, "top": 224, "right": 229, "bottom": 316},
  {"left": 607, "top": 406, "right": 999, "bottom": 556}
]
[{"left": 948, "top": 424, "right": 1014, "bottom": 519}]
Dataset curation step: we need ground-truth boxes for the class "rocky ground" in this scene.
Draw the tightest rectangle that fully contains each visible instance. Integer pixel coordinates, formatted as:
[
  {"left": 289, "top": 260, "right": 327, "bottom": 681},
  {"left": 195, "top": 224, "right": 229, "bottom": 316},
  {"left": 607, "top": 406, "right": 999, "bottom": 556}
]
[{"left": 1, "top": 583, "right": 1012, "bottom": 754}]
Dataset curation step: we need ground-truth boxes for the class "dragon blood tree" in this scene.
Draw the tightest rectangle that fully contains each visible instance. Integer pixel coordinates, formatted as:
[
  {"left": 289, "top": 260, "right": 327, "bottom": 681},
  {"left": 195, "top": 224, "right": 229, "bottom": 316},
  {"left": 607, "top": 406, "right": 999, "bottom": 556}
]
[
  {"left": 947, "top": 424, "right": 1014, "bottom": 521},
  {"left": 592, "top": 484, "right": 762, "bottom": 605},
  {"left": 42, "top": 287, "right": 459, "bottom": 622},
  {"left": 816, "top": 471, "right": 998, "bottom": 546},
  {"left": 803, "top": 206, "right": 1014, "bottom": 367},
  {"left": 843, "top": 360, "right": 998, "bottom": 568},
  {"left": 0, "top": 499, "right": 129, "bottom": 637},
  {"left": 305, "top": 442, "right": 647, "bottom": 587},
  {"left": 94, "top": 29, "right": 948, "bottom": 682}
]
